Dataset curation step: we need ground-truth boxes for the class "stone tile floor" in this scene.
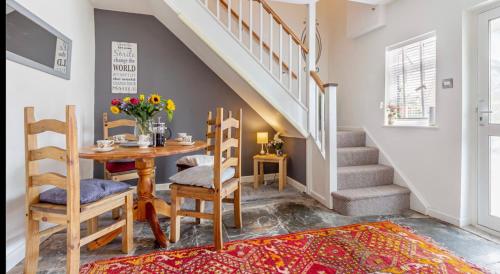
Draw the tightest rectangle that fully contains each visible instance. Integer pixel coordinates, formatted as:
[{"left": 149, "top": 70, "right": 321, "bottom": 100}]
[{"left": 8, "top": 183, "right": 500, "bottom": 273}]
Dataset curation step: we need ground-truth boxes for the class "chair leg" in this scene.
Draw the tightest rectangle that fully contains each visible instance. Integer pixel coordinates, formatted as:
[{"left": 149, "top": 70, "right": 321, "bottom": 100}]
[
  {"left": 87, "top": 217, "right": 98, "bottom": 244},
  {"left": 195, "top": 199, "right": 205, "bottom": 224},
  {"left": 234, "top": 184, "right": 242, "bottom": 229},
  {"left": 66, "top": 218, "right": 80, "bottom": 274},
  {"left": 122, "top": 192, "right": 134, "bottom": 253},
  {"left": 24, "top": 217, "right": 40, "bottom": 274},
  {"left": 170, "top": 188, "right": 181, "bottom": 243},
  {"left": 107, "top": 172, "right": 121, "bottom": 220},
  {"left": 213, "top": 196, "right": 223, "bottom": 250}
]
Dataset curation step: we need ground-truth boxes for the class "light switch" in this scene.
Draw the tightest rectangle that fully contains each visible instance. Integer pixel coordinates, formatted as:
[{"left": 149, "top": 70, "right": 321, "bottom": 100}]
[
  {"left": 379, "top": 102, "right": 385, "bottom": 109},
  {"left": 442, "top": 78, "right": 454, "bottom": 89}
]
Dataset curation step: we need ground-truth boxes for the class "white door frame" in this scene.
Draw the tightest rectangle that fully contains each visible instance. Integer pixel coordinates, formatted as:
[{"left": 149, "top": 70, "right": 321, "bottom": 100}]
[{"left": 477, "top": 6, "right": 500, "bottom": 232}]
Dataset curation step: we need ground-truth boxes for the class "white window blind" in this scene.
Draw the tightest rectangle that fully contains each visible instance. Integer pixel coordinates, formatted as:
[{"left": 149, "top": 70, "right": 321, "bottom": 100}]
[{"left": 386, "top": 33, "right": 436, "bottom": 125}]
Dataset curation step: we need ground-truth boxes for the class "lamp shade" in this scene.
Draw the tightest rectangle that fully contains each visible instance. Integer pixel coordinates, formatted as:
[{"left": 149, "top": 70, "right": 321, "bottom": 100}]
[{"left": 256, "top": 132, "right": 268, "bottom": 144}]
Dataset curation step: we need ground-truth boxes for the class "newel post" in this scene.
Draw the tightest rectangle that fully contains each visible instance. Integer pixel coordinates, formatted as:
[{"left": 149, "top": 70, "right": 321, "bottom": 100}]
[{"left": 325, "top": 84, "right": 338, "bottom": 198}]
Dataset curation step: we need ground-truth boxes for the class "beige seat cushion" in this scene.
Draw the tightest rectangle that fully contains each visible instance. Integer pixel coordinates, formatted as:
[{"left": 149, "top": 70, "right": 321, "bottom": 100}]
[
  {"left": 175, "top": 154, "right": 216, "bottom": 167},
  {"left": 169, "top": 165, "right": 235, "bottom": 189}
]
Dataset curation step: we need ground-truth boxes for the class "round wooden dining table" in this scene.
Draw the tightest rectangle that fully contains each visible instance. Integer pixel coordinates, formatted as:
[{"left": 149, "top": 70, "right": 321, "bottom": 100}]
[{"left": 79, "top": 140, "right": 208, "bottom": 248}]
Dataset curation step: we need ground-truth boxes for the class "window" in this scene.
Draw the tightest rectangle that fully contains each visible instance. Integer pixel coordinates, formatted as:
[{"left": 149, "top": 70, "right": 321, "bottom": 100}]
[{"left": 385, "top": 32, "right": 436, "bottom": 127}]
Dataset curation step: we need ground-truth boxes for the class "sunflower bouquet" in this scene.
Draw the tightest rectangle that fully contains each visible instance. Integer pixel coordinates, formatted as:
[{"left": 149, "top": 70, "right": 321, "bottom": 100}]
[{"left": 109, "top": 93, "right": 176, "bottom": 135}]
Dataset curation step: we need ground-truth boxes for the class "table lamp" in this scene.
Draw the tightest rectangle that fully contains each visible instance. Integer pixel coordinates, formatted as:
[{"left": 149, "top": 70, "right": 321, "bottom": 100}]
[{"left": 257, "top": 132, "right": 268, "bottom": 155}]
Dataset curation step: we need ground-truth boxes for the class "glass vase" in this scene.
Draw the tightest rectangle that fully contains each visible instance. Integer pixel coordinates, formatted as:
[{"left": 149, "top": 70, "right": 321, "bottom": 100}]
[{"left": 134, "top": 118, "right": 153, "bottom": 139}]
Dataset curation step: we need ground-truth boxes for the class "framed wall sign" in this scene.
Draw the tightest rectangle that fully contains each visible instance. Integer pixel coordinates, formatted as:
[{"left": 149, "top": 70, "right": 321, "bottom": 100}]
[{"left": 111, "top": 41, "right": 137, "bottom": 93}]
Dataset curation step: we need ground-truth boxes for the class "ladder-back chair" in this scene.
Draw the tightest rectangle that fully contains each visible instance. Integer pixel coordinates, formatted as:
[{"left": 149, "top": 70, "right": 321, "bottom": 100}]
[
  {"left": 169, "top": 108, "right": 243, "bottom": 250},
  {"left": 175, "top": 111, "right": 216, "bottom": 171},
  {"left": 102, "top": 112, "right": 139, "bottom": 182},
  {"left": 24, "top": 106, "right": 134, "bottom": 274}
]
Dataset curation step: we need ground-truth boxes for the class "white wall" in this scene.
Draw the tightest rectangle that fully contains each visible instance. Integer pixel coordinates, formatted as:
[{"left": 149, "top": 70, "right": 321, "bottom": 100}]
[
  {"left": 327, "top": 0, "right": 494, "bottom": 225},
  {"left": 268, "top": 0, "right": 330, "bottom": 80},
  {"left": 5, "top": 0, "right": 95, "bottom": 271}
]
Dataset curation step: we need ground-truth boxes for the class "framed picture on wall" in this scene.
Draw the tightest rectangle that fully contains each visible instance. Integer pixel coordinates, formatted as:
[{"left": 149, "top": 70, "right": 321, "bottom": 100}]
[{"left": 111, "top": 41, "right": 137, "bottom": 93}]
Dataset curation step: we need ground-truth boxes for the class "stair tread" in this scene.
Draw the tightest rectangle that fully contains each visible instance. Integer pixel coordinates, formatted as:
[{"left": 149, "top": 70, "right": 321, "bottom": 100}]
[
  {"left": 337, "top": 131, "right": 366, "bottom": 148},
  {"left": 338, "top": 164, "right": 393, "bottom": 173},
  {"left": 332, "top": 185, "right": 410, "bottom": 201},
  {"left": 337, "top": 146, "right": 379, "bottom": 167},
  {"left": 337, "top": 130, "right": 365, "bottom": 134},
  {"left": 338, "top": 147, "right": 378, "bottom": 152}
]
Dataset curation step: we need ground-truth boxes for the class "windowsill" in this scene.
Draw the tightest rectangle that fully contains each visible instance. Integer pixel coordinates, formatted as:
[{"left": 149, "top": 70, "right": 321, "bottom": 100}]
[{"left": 383, "top": 124, "right": 439, "bottom": 129}]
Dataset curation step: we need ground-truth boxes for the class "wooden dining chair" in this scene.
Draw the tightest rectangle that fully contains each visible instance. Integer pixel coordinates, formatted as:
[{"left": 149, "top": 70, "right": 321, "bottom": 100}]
[
  {"left": 24, "top": 106, "right": 134, "bottom": 274},
  {"left": 175, "top": 111, "right": 216, "bottom": 171},
  {"left": 102, "top": 112, "right": 139, "bottom": 182},
  {"left": 169, "top": 108, "right": 243, "bottom": 250}
]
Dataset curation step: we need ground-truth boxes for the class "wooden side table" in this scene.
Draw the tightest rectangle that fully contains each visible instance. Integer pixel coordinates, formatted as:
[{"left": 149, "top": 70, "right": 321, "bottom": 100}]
[{"left": 253, "top": 154, "right": 288, "bottom": 192}]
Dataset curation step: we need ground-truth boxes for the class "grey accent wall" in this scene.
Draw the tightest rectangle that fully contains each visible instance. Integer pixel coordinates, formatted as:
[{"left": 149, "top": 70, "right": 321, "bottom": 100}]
[
  {"left": 94, "top": 9, "right": 304, "bottom": 183},
  {"left": 282, "top": 137, "right": 306, "bottom": 184}
]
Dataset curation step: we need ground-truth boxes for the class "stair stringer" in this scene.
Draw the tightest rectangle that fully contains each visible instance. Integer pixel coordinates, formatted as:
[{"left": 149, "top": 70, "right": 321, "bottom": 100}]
[
  {"left": 149, "top": 0, "right": 308, "bottom": 138},
  {"left": 338, "top": 126, "right": 429, "bottom": 214}
]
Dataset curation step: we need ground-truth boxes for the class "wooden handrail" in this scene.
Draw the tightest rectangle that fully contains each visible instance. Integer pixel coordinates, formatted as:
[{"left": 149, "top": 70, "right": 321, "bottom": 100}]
[
  {"left": 258, "top": 0, "right": 309, "bottom": 54},
  {"left": 219, "top": 0, "right": 298, "bottom": 79},
  {"left": 310, "top": 71, "right": 325, "bottom": 93}
]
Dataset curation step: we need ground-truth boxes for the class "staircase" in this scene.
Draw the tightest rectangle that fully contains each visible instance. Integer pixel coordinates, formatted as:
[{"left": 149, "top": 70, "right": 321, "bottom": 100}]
[
  {"left": 332, "top": 130, "right": 410, "bottom": 216},
  {"left": 91, "top": 0, "right": 412, "bottom": 216}
]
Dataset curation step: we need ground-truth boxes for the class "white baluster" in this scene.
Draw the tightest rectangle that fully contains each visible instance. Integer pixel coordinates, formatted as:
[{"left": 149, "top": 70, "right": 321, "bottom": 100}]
[
  {"left": 298, "top": 44, "right": 302, "bottom": 104},
  {"left": 227, "top": 0, "right": 232, "bottom": 32},
  {"left": 249, "top": 0, "right": 253, "bottom": 51},
  {"left": 288, "top": 34, "right": 292, "bottom": 90},
  {"left": 259, "top": 2, "right": 263, "bottom": 62},
  {"left": 307, "top": 2, "right": 317, "bottom": 135},
  {"left": 238, "top": 0, "right": 243, "bottom": 41},
  {"left": 279, "top": 25, "right": 283, "bottom": 82},
  {"left": 216, "top": 0, "right": 220, "bottom": 19},
  {"left": 269, "top": 16, "right": 273, "bottom": 73}
]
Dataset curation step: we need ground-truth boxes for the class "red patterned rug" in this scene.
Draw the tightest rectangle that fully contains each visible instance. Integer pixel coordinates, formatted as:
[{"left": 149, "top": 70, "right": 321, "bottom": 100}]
[{"left": 80, "top": 221, "right": 488, "bottom": 273}]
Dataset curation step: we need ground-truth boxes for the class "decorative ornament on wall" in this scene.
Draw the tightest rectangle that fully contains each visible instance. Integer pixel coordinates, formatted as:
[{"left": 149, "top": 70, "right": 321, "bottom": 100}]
[{"left": 300, "top": 20, "right": 322, "bottom": 72}]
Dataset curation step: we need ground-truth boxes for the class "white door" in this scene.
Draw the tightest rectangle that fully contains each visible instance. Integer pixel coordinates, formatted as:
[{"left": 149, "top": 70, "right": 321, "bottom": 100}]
[{"left": 478, "top": 7, "right": 500, "bottom": 232}]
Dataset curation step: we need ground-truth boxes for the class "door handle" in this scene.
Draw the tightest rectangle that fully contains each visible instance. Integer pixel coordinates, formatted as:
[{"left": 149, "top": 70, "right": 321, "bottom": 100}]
[
  {"left": 479, "top": 110, "right": 493, "bottom": 126},
  {"left": 479, "top": 110, "right": 493, "bottom": 114}
]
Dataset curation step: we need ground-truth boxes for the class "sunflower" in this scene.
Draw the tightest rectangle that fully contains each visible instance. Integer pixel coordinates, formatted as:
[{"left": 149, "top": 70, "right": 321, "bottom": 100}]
[
  {"left": 149, "top": 94, "right": 161, "bottom": 105},
  {"left": 139, "top": 94, "right": 145, "bottom": 102},
  {"left": 166, "top": 99, "right": 176, "bottom": 111},
  {"left": 110, "top": 105, "right": 121, "bottom": 114},
  {"left": 123, "top": 97, "right": 131, "bottom": 103}
]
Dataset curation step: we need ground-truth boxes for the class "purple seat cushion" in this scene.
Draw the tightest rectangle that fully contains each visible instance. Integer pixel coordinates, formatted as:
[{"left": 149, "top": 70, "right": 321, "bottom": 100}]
[{"left": 39, "top": 179, "right": 130, "bottom": 205}]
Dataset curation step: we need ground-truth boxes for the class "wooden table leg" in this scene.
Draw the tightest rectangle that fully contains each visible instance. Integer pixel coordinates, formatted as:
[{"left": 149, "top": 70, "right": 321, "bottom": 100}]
[
  {"left": 87, "top": 229, "right": 122, "bottom": 251},
  {"left": 135, "top": 158, "right": 169, "bottom": 248},
  {"left": 259, "top": 162, "right": 264, "bottom": 185},
  {"left": 253, "top": 159, "right": 259, "bottom": 189},
  {"left": 278, "top": 159, "right": 284, "bottom": 192},
  {"left": 284, "top": 158, "right": 288, "bottom": 188}
]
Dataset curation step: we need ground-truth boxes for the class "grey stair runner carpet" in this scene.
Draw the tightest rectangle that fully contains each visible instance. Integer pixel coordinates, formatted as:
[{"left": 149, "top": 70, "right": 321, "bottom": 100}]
[{"left": 333, "top": 130, "right": 410, "bottom": 216}]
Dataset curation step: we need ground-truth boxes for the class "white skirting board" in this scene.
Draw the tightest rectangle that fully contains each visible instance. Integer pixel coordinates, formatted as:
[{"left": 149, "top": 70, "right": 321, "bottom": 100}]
[{"left": 6, "top": 237, "right": 25, "bottom": 272}]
